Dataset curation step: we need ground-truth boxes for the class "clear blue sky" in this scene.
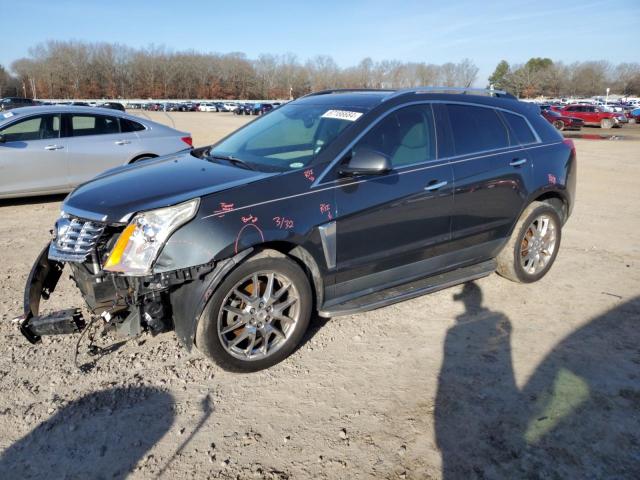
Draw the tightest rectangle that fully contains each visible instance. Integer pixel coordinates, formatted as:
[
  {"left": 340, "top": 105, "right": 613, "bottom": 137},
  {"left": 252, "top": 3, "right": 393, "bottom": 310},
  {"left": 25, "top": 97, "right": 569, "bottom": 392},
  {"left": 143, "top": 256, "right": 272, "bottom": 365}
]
[{"left": 1, "top": 0, "right": 638, "bottom": 85}]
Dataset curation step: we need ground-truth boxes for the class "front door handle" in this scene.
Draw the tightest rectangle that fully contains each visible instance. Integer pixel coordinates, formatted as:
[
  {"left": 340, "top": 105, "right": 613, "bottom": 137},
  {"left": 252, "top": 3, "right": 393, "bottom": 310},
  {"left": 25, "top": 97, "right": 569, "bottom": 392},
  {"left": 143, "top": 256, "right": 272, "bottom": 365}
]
[
  {"left": 115, "top": 140, "right": 131, "bottom": 145},
  {"left": 424, "top": 180, "right": 448, "bottom": 191},
  {"left": 44, "top": 144, "right": 64, "bottom": 150},
  {"left": 510, "top": 158, "right": 527, "bottom": 167}
]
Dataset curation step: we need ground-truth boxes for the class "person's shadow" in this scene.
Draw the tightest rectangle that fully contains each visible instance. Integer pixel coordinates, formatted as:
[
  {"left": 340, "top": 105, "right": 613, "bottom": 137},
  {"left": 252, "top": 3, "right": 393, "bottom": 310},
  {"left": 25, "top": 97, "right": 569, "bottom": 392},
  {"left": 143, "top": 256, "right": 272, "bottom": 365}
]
[
  {"left": 435, "top": 283, "right": 640, "bottom": 478},
  {"left": 0, "top": 386, "right": 175, "bottom": 480}
]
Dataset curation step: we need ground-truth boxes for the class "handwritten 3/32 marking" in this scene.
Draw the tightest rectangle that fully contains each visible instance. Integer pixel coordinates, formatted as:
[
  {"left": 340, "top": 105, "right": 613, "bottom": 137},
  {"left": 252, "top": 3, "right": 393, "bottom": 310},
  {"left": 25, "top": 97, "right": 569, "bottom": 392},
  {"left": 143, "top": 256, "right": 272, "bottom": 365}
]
[
  {"left": 241, "top": 214, "right": 258, "bottom": 224},
  {"left": 304, "top": 169, "right": 315, "bottom": 182},
  {"left": 273, "top": 216, "right": 294, "bottom": 229}
]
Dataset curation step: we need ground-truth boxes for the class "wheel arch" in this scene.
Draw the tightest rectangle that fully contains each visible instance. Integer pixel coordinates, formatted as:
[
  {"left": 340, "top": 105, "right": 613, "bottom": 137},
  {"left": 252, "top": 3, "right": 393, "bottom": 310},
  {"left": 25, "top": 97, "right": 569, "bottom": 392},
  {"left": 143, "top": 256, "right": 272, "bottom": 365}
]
[
  {"left": 129, "top": 153, "right": 158, "bottom": 163},
  {"left": 252, "top": 242, "right": 324, "bottom": 310},
  {"left": 532, "top": 190, "right": 569, "bottom": 223}
]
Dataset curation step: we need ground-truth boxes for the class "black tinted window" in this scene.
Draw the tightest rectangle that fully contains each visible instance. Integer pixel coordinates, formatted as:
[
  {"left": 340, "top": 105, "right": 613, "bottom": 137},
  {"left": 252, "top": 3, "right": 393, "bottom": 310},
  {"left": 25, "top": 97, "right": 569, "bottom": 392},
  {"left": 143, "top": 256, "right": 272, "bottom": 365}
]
[
  {"left": 503, "top": 112, "right": 537, "bottom": 144},
  {"left": 120, "top": 118, "right": 145, "bottom": 132},
  {"left": 354, "top": 104, "right": 436, "bottom": 167},
  {"left": 70, "top": 115, "right": 120, "bottom": 136},
  {"left": 447, "top": 104, "right": 509, "bottom": 155}
]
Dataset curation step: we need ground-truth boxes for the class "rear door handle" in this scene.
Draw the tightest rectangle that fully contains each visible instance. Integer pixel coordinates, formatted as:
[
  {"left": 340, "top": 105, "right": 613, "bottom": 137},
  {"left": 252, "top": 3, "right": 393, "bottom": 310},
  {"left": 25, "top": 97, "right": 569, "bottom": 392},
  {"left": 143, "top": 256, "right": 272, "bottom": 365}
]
[
  {"left": 44, "top": 144, "right": 64, "bottom": 150},
  {"left": 510, "top": 158, "right": 527, "bottom": 167},
  {"left": 115, "top": 140, "right": 131, "bottom": 145},
  {"left": 424, "top": 180, "right": 448, "bottom": 191}
]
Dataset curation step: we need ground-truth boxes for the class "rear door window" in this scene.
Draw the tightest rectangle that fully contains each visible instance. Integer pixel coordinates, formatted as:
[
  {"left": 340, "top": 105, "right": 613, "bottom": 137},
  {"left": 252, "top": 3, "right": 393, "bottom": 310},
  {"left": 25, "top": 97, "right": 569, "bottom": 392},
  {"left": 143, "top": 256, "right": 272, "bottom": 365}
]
[
  {"left": 70, "top": 114, "right": 120, "bottom": 136},
  {"left": 502, "top": 112, "right": 537, "bottom": 145},
  {"left": 446, "top": 104, "right": 510, "bottom": 155}
]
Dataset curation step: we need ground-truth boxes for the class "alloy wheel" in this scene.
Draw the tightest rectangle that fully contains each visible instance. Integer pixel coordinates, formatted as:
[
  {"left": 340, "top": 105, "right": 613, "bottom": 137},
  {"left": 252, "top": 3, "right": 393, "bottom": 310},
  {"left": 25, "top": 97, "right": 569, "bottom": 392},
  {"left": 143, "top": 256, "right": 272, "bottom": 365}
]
[
  {"left": 519, "top": 214, "right": 557, "bottom": 275},
  {"left": 217, "top": 271, "right": 300, "bottom": 361}
]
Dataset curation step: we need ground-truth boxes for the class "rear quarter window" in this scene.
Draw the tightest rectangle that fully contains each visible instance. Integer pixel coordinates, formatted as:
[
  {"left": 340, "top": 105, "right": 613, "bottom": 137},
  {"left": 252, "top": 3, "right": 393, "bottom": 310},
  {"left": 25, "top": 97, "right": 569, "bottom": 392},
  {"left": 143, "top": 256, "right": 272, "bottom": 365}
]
[
  {"left": 502, "top": 112, "right": 537, "bottom": 145},
  {"left": 446, "top": 104, "right": 510, "bottom": 155},
  {"left": 120, "top": 118, "right": 145, "bottom": 132}
]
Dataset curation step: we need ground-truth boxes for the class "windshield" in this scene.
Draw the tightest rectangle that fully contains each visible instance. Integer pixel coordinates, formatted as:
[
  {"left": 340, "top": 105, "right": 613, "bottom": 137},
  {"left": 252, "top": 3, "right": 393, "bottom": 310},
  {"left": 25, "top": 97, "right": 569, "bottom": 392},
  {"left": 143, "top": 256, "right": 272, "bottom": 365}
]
[{"left": 210, "top": 103, "right": 364, "bottom": 171}]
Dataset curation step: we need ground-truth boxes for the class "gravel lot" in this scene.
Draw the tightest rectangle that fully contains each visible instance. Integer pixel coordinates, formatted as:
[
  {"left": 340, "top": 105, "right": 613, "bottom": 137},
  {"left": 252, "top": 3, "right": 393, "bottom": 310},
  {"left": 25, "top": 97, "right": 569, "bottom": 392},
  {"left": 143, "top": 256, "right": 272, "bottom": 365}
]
[{"left": 0, "top": 112, "right": 638, "bottom": 479}]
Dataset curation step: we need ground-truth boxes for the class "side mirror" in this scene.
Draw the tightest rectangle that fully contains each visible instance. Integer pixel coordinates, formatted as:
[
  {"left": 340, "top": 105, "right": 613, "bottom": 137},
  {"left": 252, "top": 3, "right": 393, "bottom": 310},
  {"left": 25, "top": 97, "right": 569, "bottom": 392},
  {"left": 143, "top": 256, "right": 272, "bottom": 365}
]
[
  {"left": 339, "top": 147, "right": 391, "bottom": 176},
  {"left": 0, "top": 134, "right": 5, "bottom": 143}
]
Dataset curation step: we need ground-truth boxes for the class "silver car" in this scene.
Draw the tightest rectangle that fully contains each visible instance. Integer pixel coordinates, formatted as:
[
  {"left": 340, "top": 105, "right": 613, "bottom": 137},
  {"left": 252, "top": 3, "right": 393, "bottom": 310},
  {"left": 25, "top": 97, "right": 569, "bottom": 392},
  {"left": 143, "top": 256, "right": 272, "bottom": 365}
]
[{"left": 0, "top": 106, "right": 192, "bottom": 199}]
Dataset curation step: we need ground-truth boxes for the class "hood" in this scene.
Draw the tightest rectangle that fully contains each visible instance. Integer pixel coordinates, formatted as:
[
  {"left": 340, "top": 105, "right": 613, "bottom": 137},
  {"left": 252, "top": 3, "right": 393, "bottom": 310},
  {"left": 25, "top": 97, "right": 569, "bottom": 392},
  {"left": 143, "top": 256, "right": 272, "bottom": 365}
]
[{"left": 63, "top": 150, "right": 275, "bottom": 223}]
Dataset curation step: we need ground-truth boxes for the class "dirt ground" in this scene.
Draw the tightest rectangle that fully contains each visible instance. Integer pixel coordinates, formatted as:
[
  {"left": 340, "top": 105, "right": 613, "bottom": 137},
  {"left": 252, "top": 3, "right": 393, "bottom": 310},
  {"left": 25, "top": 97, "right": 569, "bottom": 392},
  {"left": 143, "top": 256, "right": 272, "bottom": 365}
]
[{"left": 0, "top": 112, "right": 638, "bottom": 479}]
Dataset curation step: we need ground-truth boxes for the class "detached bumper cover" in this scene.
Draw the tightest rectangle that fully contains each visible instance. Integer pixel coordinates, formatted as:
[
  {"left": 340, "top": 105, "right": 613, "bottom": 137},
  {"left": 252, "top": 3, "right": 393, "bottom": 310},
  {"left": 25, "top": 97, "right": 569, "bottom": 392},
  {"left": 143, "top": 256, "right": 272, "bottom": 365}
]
[{"left": 20, "top": 243, "right": 68, "bottom": 343}]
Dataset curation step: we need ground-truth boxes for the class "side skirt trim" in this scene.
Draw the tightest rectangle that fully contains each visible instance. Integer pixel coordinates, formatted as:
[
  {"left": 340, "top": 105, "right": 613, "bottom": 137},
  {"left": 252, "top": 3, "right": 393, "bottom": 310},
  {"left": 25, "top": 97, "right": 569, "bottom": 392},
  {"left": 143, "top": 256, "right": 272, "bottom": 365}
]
[{"left": 318, "top": 259, "right": 495, "bottom": 318}]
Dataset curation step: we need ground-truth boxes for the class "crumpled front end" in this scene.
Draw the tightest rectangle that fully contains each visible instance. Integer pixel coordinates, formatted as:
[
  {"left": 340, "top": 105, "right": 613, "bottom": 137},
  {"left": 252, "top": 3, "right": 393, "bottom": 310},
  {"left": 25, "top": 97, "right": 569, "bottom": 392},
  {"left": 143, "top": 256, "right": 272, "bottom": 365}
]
[{"left": 19, "top": 209, "right": 214, "bottom": 345}]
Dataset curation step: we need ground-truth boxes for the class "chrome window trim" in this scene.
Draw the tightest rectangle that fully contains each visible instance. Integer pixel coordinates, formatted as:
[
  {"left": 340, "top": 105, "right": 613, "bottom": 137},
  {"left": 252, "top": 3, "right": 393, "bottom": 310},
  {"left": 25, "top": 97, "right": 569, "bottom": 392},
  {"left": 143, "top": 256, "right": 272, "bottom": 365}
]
[
  {"left": 201, "top": 140, "right": 563, "bottom": 220},
  {"left": 312, "top": 100, "right": 541, "bottom": 186}
]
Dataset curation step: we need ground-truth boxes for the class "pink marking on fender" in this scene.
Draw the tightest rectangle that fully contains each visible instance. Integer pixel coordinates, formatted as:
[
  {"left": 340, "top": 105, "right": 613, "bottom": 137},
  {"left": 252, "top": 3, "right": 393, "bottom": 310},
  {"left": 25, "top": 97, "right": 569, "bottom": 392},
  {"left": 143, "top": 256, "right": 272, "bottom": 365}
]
[
  {"left": 234, "top": 223, "right": 265, "bottom": 254},
  {"left": 241, "top": 214, "right": 258, "bottom": 224},
  {"left": 304, "top": 169, "right": 315, "bottom": 182}
]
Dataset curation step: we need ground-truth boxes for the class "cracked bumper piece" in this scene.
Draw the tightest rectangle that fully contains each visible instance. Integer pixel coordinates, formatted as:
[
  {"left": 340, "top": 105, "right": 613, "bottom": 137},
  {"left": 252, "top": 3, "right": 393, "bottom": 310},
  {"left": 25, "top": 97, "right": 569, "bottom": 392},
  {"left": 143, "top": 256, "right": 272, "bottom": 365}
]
[
  {"left": 20, "top": 241, "right": 226, "bottom": 345},
  {"left": 20, "top": 244, "right": 85, "bottom": 343}
]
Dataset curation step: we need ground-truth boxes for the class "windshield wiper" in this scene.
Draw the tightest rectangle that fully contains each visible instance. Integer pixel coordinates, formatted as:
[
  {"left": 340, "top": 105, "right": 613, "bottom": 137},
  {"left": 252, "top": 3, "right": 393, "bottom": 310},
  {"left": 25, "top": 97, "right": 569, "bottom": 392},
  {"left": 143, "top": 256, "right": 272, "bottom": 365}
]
[{"left": 207, "top": 153, "right": 256, "bottom": 171}]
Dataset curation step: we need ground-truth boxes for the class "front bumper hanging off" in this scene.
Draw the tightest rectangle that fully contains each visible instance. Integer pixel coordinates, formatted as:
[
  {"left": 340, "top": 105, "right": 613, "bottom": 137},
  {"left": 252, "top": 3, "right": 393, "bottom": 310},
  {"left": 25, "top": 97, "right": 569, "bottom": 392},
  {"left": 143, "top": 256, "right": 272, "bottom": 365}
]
[
  {"left": 20, "top": 244, "right": 85, "bottom": 344},
  {"left": 19, "top": 241, "right": 253, "bottom": 349}
]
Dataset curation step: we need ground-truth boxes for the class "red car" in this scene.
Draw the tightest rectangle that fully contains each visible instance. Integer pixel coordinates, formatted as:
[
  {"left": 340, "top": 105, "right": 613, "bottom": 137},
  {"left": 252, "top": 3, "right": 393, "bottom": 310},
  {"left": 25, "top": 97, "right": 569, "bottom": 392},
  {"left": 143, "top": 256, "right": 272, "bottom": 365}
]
[
  {"left": 552, "top": 104, "right": 626, "bottom": 129},
  {"left": 541, "top": 109, "right": 583, "bottom": 131}
]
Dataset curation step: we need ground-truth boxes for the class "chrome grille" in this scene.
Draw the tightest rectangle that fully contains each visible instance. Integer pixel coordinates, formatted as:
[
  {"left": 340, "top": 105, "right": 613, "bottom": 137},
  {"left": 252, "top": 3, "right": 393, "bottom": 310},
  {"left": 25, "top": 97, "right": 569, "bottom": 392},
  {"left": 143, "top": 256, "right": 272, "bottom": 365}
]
[{"left": 48, "top": 217, "right": 106, "bottom": 262}]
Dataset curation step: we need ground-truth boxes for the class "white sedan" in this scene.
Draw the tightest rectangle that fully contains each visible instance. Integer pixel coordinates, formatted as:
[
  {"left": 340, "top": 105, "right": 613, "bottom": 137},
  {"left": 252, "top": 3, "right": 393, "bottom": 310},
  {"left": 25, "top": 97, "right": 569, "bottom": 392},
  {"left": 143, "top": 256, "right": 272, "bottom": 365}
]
[{"left": 0, "top": 106, "right": 193, "bottom": 199}]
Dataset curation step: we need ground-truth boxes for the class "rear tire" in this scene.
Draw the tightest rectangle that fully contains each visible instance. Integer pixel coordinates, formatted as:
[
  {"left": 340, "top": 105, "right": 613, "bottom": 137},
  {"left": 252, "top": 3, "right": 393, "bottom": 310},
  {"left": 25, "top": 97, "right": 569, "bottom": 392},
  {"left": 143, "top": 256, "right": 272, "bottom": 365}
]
[
  {"left": 496, "top": 201, "right": 562, "bottom": 283},
  {"left": 553, "top": 120, "right": 565, "bottom": 131},
  {"left": 195, "top": 252, "right": 312, "bottom": 372}
]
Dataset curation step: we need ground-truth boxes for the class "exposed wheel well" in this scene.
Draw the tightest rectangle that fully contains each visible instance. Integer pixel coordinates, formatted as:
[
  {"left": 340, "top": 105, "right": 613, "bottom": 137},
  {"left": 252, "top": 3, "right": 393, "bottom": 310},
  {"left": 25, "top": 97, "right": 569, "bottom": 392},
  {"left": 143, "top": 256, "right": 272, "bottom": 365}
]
[
  {"left": 129, "top": 153, "right": 158, "bottom": 163},
  {"left": 534, "top": 192, "right": 568, "bottom": 223}
]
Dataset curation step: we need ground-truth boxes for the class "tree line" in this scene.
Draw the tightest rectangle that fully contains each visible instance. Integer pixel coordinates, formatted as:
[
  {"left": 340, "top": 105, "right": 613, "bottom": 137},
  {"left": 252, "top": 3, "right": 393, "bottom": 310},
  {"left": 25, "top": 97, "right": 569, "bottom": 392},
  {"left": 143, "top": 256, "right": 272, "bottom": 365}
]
[
  {"left": 488, "top": 58, "right": 640, "bottom": 98},
  {"left": 1, "top": 41, "right": 638, "bottom": 100},
  {"left": 1, "top": 41, "right": 480, "bottom": 100}
]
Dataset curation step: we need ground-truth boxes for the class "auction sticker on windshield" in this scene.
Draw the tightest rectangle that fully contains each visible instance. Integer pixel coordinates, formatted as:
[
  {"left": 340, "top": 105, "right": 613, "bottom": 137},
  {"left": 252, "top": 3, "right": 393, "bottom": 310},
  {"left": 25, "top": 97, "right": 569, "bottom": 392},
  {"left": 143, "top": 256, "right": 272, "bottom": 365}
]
[
  {"left": 2, "top": 112, "right": 14, "bottom": 119},
  {"left": 321, "top": 110, "right": 363, "bottom": 122}
]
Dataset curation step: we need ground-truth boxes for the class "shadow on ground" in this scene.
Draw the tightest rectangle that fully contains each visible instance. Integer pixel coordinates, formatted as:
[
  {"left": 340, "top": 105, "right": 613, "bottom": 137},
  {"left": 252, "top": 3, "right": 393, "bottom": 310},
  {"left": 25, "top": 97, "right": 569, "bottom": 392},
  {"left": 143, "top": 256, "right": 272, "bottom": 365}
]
[
  {"left": 435, "top": 283, "right": 640, "bottom": 478},
  {"left": 0, "top": 386, "right": 175, "bottom": 479}
]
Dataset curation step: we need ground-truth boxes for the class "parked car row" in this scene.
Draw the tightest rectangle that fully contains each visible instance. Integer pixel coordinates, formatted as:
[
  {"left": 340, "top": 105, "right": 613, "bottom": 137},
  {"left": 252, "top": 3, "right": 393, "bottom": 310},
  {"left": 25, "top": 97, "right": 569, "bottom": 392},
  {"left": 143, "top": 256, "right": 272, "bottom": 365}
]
[
  {"left": 0, "top": 97, "right": 126, "bottom": 113},
  {"left": 126, "top": 100, "right": 285, "bottom": 114}
]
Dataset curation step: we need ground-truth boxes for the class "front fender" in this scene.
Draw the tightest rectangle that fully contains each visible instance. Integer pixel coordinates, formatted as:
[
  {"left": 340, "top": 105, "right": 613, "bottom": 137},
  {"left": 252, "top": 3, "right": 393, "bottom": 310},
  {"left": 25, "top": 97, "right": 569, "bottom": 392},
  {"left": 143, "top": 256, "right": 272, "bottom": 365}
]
[
  {"left": 154, "top": 168, "right": 336, "bottom": 275},
  {"left": 169, "top": 248, "right": 253, "bottom": 351}
]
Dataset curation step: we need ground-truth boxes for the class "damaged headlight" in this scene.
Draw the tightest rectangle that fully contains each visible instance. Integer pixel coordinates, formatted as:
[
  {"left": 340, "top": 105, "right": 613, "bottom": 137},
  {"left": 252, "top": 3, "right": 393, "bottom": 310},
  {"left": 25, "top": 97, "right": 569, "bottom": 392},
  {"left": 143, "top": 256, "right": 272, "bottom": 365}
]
[{"left": 104, "top": 199, "right": 200, "bottom": 275}]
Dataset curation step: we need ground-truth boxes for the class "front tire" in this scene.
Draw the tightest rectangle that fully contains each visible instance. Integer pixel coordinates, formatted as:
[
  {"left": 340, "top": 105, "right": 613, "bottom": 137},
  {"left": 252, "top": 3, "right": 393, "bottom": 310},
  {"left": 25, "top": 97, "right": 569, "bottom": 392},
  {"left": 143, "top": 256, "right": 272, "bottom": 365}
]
[
  {"left": 601, "top": 118, "right": 613, "bottom": 129},
  {"left": 195, "top": 252, "right": 312, "bottom": 372},
  {"left": 496, "top": 201, "right": 562, "bottom": 283}
]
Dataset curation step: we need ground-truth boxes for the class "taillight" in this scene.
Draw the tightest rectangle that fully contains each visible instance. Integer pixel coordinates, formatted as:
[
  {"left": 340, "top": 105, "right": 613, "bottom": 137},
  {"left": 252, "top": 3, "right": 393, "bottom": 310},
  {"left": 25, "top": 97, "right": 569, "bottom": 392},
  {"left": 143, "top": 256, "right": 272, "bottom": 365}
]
[{"left": 181, "top": 136, "right": 193, "bottom": 147}]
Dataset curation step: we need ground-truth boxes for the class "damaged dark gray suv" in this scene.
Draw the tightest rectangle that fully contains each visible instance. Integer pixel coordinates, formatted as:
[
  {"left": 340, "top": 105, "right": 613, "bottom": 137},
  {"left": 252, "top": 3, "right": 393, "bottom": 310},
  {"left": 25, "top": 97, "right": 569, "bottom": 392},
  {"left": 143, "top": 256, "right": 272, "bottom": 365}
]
[{"left": 20, "top": 88, "right": 577, "bottom": 371}]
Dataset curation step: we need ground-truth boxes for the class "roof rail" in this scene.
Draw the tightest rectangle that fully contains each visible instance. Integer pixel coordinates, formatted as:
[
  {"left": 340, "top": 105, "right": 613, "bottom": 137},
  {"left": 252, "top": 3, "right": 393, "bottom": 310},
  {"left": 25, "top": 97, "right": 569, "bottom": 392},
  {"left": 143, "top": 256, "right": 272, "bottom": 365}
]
[
  {"left": 301, "top": 88, "right": 395, "bottom": 98},
  {"left": 388, "top": 86, "right": 517, "bottom": 100}
]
